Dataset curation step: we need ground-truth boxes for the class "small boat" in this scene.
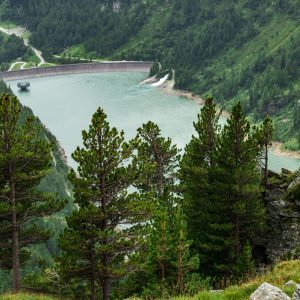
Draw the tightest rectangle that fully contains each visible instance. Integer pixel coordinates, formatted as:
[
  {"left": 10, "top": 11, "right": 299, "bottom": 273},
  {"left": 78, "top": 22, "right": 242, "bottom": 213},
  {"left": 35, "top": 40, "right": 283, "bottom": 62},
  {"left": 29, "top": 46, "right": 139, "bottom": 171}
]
[{"left": 17, "top": 82, "right": 30, "bottom": 91}]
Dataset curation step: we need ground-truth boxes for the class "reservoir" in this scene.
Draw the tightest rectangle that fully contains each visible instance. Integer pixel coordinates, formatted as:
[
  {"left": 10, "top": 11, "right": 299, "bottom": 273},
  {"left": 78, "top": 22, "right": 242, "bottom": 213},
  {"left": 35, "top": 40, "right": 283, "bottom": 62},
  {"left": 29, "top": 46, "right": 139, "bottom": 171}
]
[{"left": 8, "top": 72, "right": 300, "bottom": 172}]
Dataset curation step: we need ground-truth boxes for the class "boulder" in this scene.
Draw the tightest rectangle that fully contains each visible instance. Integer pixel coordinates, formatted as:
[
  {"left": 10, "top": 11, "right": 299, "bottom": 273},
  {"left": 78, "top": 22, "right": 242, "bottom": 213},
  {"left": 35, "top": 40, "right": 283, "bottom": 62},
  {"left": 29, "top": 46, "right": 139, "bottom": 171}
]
[
  {"left": 284, "top": 280, "right": 297, "bottom": 287},
  {"left": 250, "top": 282, "right": 291, "bottom": 300},
  {"left": 292, "top": 284, "right": 300, "bottom": 300}
]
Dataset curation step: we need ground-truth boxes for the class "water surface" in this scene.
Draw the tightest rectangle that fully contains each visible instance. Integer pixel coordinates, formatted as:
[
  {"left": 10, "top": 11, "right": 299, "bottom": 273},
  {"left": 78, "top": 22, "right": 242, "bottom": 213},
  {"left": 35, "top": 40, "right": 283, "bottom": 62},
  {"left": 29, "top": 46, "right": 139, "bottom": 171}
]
[{"left": 9, "top": 72, "right": 300, "bottom": 172}]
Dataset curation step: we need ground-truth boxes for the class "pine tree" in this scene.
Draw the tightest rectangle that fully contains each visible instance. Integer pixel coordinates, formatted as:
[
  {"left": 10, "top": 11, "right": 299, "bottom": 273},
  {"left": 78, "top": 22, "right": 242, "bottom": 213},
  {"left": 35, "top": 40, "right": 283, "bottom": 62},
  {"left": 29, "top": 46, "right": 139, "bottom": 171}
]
[
  {"left": 133, "top": 121, "right": 197, "bottom": 296},
  {"left": 133, "top": 121, "right": 180, "bottom": 198},
  {"left": 255, "top": 116, "right": 274, "bottom": 195},
  {"left": 179, "top": 97, "right": 221, "bottom": 269},
  {"left": 209, "top": 102, "right": 266, "bottom": 276},
  {"left": 181, "top": 100, "right": 266, "bottom": 277},
  {"left": 172, "top": 205, "right": 199, "bottom": 295},
  {"left": 233, "top": 241, "right": 255, "bottom": 279},
  {"left": 59, "top": 206, "right": 104, "bottom": 300},
  {"left": 133, "top": 122, "right": 180, "bottom": 291},
  {"left": 59, "top": 108, "right": 152, "bottom": 300},
  {"left": 0, "top": 93, "right": 64, "bottom": 293}
]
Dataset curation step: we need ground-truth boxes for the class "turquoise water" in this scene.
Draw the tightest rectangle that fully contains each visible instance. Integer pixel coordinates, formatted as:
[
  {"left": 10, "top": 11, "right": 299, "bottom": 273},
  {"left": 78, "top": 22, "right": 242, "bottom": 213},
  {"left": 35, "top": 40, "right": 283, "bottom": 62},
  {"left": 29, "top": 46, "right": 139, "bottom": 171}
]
[{"left": 8, "top": 72, "right": 300, "bottom": 172}]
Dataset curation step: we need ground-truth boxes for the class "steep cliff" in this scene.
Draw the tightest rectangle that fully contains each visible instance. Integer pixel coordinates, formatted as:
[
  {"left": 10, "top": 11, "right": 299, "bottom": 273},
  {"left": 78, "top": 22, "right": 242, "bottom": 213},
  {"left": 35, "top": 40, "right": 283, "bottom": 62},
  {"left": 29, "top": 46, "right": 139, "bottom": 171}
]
[{"left": 265, "top": 169, "right": 300, "bottom": 263}]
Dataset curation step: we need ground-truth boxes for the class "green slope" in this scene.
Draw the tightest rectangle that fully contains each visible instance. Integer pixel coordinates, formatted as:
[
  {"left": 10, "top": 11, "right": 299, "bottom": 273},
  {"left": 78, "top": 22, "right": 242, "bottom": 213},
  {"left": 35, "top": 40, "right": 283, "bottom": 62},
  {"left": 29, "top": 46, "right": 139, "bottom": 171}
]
[
  {"left": 1, "top": 1, "right": 300, "bottom": 149},
  {"left": 170, "top": 260, "right": 300, "bottom": 300}
]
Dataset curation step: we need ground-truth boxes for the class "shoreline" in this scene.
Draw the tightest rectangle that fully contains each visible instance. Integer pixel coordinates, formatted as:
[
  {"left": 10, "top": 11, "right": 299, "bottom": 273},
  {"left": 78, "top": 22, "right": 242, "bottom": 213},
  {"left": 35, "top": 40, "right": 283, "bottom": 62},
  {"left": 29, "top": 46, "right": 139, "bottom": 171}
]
[
  {"left": 159, "top": 79, "right": 300, "bottom": 161},
  {"left": 272, "top": 142, "right": 300, "bottom": 160}
]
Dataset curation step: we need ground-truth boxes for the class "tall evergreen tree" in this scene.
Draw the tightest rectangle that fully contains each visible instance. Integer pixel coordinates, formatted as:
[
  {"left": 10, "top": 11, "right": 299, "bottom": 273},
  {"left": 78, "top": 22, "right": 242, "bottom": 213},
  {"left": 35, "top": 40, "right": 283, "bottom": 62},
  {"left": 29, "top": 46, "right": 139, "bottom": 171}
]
[
  {"left": 132, "top": 121, "right": 197, "bottom": 296},
  {"left": 134, "top": 121, "right": 180, "bottom": 198},
  {"left": 59, "top": 108, "right": 152, "bottom": 300},
  {"left": 133, "top": 122, "right": 180, "bottom": 290},
  {"left": 208, "top": 102, "right": 265, "bottom": 276},
  {"left": 180, "top": 97, "right": 221, "bottom": 268},
  {"left": 0, "top": 93, "right": 64, "bottom": 293},
  {"left": 181, "top": 100, "right": 266, "bottom": 277}
]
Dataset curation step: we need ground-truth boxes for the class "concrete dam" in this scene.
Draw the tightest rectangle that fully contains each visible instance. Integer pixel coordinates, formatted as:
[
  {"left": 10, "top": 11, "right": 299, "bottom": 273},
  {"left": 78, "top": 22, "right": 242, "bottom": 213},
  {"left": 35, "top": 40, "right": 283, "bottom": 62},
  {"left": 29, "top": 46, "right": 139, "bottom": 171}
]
[{"left": 0, "top": 61, "right": 153, "bottom": 81}]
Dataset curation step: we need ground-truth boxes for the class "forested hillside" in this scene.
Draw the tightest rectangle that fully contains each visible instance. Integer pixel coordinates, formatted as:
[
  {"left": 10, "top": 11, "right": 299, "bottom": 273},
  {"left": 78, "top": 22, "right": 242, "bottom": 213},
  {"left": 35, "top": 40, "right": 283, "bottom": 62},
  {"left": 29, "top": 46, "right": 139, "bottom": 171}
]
[
  {"left": 0, "top": 33, "right": 30, "bottom": 71},
  {"left": 1, "top": 0, "right": 300, "bottom": 149}
]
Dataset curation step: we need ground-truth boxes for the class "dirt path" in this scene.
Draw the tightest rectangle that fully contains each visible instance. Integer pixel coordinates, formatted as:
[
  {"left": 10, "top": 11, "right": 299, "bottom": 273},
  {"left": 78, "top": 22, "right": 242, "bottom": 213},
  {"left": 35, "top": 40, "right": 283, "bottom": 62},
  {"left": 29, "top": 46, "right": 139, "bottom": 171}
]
[
  {"left": 8, "top": 61, "right": 26, "bottom": 71},
  {"left": 0, "top": 25, "right": 47, "bottom": 68}
]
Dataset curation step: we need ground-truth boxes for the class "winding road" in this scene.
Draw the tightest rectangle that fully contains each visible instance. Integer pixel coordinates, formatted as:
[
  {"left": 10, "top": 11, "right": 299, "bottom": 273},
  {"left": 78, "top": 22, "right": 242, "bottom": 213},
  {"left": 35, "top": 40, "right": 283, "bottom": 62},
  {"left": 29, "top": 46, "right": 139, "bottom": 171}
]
[{"left": 0, "top": 25, "right": 47, "bottom": 69}]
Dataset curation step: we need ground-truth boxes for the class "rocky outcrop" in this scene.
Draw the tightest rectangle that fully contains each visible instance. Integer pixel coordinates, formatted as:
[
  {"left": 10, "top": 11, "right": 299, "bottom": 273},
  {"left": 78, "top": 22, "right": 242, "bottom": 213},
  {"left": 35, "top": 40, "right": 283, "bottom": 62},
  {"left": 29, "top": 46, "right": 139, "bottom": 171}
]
[
  {"left": 293, "top": 284, "right": 300, "bottom": 300},
  {"left": 250, "top": 282, "right": 291, "bottom": 300},
  {"left": 265, "top": 169, "right": 300, "bottom": 263},
  {"left": 250, "top": 282, "right": 300, "bottom": 300}
]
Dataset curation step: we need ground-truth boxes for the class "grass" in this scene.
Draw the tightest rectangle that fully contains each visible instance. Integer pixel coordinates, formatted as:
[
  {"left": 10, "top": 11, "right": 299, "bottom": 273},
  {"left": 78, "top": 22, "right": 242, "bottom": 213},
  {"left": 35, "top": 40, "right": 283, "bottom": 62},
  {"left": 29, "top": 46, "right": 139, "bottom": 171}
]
[
  {"left": 0, "top": 21, "right": 18, "bottom": 29},
  {"left": 0, "top": 293, "right": 57, "bottom": 300},
  {"left": 39, "top": 63, "right": 56, "bottom": 68},
  {"left": 169, "top": 260, "right": 300, "bottom": 300},
  {"left": 283, "top": 138, "right": 300, "bottom": 152},
  {"left": 11, "top": 62, "right": 25, "bottom": 71},
  {"left": 59, "top": 44, "right": 106, "bottom": 61},
  {"left": 1, "top": 261, "right": 299, "bottom": 300}
]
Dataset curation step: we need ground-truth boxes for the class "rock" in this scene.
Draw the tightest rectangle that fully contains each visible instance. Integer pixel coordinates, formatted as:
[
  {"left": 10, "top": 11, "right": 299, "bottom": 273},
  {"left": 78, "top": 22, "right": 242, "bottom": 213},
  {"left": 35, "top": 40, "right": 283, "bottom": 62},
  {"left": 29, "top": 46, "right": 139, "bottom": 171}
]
[
  {"left": 250, "top": 282, "right": 291, "bottom": 300},
  {"left": 284, "top": 280, "right": 297, "bottom": 287},
  {"left": 288, "top": 169, "right": 300, "bottom": 192},
  {"left": 266, "top": 174, "right": 300, "bottom": 262},
  {"left": 269, "top": 170, "right": 282, "bottom": 179},
  {"left": 282, "top": 168, "right": 293, "bottom": 176},
  {"left": 292, "top": 284, "right": 300, "bottom": 300},
  {"left": 288, "top": 177, "right": 300, "bottom": 191},
  {"left": 209, "top": 290, "right": 223, "bottom": 293}
]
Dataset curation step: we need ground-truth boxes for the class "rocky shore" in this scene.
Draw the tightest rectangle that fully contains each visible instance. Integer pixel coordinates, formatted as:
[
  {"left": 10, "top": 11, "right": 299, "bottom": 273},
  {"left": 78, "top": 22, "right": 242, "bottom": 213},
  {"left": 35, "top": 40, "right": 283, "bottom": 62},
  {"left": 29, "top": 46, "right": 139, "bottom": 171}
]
[{"left": 157, "top": 78, "right": 300, "bottom": 160}]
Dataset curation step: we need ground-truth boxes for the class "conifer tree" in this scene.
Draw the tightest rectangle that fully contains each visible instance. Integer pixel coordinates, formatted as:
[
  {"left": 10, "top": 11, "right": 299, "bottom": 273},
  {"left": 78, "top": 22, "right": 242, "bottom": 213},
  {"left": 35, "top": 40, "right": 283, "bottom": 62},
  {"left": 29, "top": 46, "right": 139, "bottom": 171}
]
[
  {"left": 0, "top": 93, "right": 64, "bottom": 293},
  {"left": 172, "top": 205, "right": 199, "bottom": 295},
  {"left": 181, "top": 100, "right": 266, "bottom": 277},
  {"left": 133, "top": 122, "right": 180, "bottom": 289},
  {"left": 208, "top": 102, "right": 265, "bottom": 276},
  {"left": 133, "top": 121, "right": 197, "bottom": 295},
  {"left": 179, "top": 97, "right": 221, "bottom": 268},
  {"left": 134, "top": 121, "right": 180, "bottom": 198},
  {"left": 59, "top": 108, "right": 152, "bottom": 300}
]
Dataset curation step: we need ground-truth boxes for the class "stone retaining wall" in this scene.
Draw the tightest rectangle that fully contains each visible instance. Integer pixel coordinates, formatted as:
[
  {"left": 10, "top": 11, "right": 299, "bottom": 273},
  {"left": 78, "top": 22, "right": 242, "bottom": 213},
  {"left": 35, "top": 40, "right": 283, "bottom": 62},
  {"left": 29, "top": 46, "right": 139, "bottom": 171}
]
[{"left": 0, "top": 62, "right": 153, "bottom": 81}]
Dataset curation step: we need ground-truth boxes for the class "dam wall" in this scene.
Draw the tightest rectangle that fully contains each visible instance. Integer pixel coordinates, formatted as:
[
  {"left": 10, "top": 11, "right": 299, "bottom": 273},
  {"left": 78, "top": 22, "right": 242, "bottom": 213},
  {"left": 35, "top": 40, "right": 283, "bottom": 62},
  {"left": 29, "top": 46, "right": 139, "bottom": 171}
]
[{"left": 0, "top": 61, "right": 153, "bottom": 81}]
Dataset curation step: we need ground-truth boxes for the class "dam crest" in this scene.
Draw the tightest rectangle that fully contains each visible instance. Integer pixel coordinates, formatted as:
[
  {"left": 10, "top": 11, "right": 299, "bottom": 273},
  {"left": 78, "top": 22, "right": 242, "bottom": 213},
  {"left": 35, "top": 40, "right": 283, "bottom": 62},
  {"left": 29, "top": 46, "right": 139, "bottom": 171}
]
[{"left": 0, "top": 61, "right": 153, "bottom": 81}]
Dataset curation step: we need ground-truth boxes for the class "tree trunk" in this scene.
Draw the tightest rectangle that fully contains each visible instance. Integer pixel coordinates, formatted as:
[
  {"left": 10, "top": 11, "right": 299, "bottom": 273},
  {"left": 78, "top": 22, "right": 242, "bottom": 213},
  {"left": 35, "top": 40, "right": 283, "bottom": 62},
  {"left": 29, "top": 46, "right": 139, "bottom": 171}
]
[
  {"left": 97, "top": 132, "right": 111, "bottom": 300},
  {"left": 90, "top": 278, "right": 95, "bottom": 300},
  {"left": 264, "top": 145, "right": 268, "bottom": 195},
  {"left": 157, "top": 159, "right": 163, "bottom": 197},
  {"left": 90, "top": 246, "right": 96, "bottom": 300},
  {"left": 177, "top": 246, "right": 183, "bottom": 295},
  {"left": 102, "top": 258, "right": 111, "bottom": 300},
  {"left": 11, "top": 179, "right": 20, "bottom": 293},
  {"left": 235, "top": 216, "right": 240, "bottom": 259}
]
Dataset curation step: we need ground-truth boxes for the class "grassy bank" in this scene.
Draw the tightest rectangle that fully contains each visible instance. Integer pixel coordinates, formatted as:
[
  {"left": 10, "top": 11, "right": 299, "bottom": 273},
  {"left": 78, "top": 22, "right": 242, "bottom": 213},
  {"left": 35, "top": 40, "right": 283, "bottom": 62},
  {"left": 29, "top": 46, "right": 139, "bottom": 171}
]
[
  {"left": 1, "top": 261, "right": 299, "bottom": 300},
  {"left": 171, "top": 260, "right": 300, "bottom": 300},
  {"left": 0, "top": 294, "right": 57, "bottom": 300}
]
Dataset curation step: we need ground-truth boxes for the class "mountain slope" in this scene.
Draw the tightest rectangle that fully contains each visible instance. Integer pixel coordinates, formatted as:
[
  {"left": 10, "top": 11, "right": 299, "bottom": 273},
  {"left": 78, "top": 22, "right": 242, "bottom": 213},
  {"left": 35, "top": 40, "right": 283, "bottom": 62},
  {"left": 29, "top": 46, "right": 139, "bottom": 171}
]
[{"left": 1, "top": 0, "right": 300, "bottom": 149}]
